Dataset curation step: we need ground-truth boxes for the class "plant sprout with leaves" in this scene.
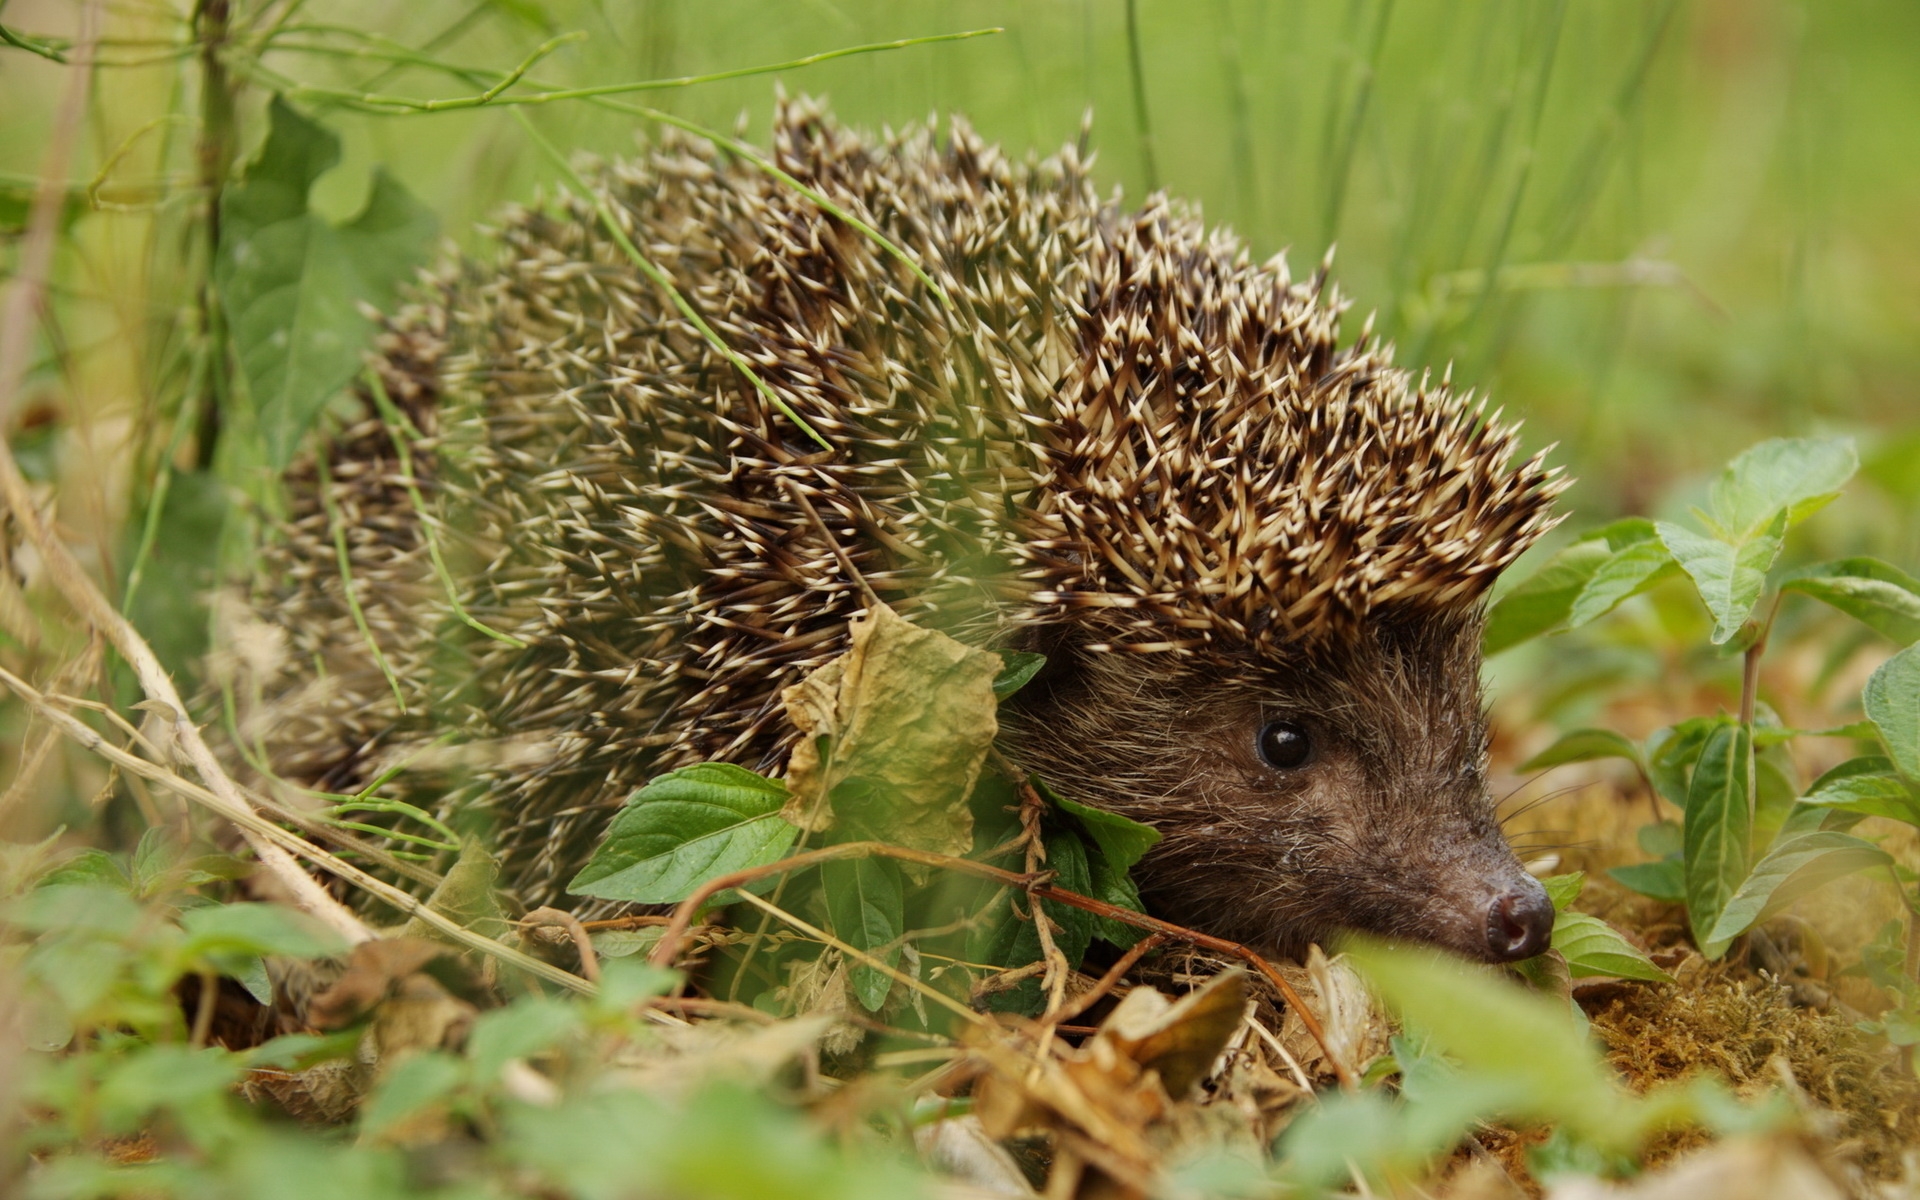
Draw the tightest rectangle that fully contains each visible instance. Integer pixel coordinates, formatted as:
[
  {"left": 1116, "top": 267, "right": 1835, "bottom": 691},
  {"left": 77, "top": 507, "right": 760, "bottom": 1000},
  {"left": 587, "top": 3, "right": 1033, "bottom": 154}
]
[{"left": 1493, "top": 436, "right": 1920, "bottom": 967}]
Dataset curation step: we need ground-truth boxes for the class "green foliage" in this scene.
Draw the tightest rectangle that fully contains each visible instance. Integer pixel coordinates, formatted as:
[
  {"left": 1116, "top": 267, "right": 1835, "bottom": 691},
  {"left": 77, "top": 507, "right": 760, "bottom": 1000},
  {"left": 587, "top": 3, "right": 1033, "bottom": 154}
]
[
  {"left": 822, "top": 856, "right": 904, "bottom": 1010},
  {"left": 567, "top": 764, "right": 798, "bottom": 904},
  {"left": 1276, "top": 941, "right": 1776, "bottom": 1192},
  {"left": 1499, "top": 437, "right": 1920, "bottom": 963},
  {"left": 216, "top": 96, "right": 436, "bottom": 470}
]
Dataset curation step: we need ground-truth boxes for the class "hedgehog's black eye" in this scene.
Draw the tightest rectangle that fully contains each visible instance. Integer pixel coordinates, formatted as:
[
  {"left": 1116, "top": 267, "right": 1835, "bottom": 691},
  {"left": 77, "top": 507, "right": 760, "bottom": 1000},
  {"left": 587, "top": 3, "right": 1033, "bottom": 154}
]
[{"left": 1257, "top": 720, "right": 1313, "bottom": 770}]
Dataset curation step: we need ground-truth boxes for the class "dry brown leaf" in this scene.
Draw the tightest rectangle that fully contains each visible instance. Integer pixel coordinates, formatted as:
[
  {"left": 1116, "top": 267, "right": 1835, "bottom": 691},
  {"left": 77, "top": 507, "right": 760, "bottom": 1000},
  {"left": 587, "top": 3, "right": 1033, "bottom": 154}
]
[
  {"left": 1095, "top": 969, "right": 1247, "bottom": 1099},
  {"left": 1280, "top": 947, "right": 1388, "bottom": 1081},
  {"left": 304, "top": 937, "right": 447, "bottom": 1030},
  {"left": 780, "top": 602, "right": 999, "bottom": 858}
]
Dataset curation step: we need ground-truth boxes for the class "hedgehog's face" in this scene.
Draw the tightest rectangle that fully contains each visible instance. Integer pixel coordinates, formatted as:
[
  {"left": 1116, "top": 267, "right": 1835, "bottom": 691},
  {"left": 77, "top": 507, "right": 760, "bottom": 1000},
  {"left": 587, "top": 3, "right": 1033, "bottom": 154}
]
[{"left": 999, "top": 614, "right": 1552, "bottom": 965}]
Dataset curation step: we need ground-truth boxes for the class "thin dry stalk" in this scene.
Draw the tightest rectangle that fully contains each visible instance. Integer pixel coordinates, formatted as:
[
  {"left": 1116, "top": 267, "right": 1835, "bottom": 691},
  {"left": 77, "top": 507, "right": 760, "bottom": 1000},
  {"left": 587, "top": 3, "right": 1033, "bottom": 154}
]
[
  {"left": 0, "top": 0, "right": 368, "bottom": 945},
  {"left": 0, "top": 664, "right": 613, "bottom": 1000}
]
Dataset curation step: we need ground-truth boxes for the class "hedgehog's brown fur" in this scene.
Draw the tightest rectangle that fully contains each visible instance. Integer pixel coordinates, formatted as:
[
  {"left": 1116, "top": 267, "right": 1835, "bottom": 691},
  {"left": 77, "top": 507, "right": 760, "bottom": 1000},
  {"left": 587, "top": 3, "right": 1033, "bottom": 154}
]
[{"left": 240, "top": 98, "right": 1564, "bottom": 952}]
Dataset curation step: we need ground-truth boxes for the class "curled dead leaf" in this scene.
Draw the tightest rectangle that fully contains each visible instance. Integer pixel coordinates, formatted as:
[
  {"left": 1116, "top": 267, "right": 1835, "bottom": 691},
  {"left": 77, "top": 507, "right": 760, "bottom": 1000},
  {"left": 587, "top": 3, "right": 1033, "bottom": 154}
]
[{"left": 780, "top": 603, "right": 999, "bottom": 859}]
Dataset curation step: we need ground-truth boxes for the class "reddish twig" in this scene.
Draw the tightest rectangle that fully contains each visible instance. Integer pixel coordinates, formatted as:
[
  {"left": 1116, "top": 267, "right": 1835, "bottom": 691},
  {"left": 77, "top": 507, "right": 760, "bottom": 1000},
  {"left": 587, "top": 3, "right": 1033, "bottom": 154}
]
[
  {"left": 644, "top": 840, "right": 1345, "bottom": 1077},
  {"left": 1049, "top": 932, "right": 1168, "bottom": 1026},
  {"left": 521, "top": 906, "right": 600, "bottom": 983}
]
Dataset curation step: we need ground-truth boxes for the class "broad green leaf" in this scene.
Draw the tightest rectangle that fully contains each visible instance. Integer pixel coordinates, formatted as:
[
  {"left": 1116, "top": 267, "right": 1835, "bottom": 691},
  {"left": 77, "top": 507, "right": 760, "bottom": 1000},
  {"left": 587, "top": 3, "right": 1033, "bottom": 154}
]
[
  {"left": 1866, "top": 643, "right": 1920, "bottom": 780},
  {"left": 123, "top": 469, "right": 227, "bottom": 686},
  {"left": 217, "top": 96, "right": 436, "bottom": 468},
  {"left": 568, "top": 764, "right": 798, "bottom": 903},
  {"left": 1708, "top": 437, "right": 1858, "bottom": 541},
  {"left": 1047, "top": 785, "right": 1161, "bottom": 872},
  {"left": 1519, "top": 729, "right": 1646, "bottom": 776},
  {"left": 1085, "top": 838, "right": 1148, "bottom": 949},
  {"left": 1703, "top": 832, "right": 1893, "bottom": 949},
  {"left": 179, "top": 901, "right": 349, "bottom": 962},
  {"left": 96, "top": 1045, "right": 244, "bottom": 1137},
  {"left": 782, "top": 603, "right": 998, "bottom": 857},
  {"left": 359, "top": 1050, "right": 466, "bottom": 1139},
  {"left": 1550, "top": 911, "right": 1671, "bottom": 982},
  {"left": 1566, "top": 540, "right": 1679, "bottom": 628},
  {"left": 1345, "top": 940, "right": 1630, "bottom": 1142},
  {"left": 1042, "top": 829, "right": 1094, "bottom": 970},
  {"left": 1541, "top": 872, "right": 1585, "bottom": 911},
  {"left": 1646, "top": 718, "right": 1722, "bottom": 808},
  {"left": 1637, "top": 821, "right": 1683, "bottom": 858},
  {"left": 1782, "top": 558, "right": 1920, "bottom": 646},
  {"left": 1684, "top": 723, "right": 1751, "bottom": 959},
  {"left": 7, "top": 884, "right": 143, "bottom": 938},
  {"left": 1657, "top": 513, "right": 1787, "bottom": 644},
  {"left": 973, "top": 828, "right": 1093, "bottom": 1014},
  {"left": 468, "top": 997, "right": 581, "bottom": 1084},
  {"left": 823, "top": 856, "right": 905, "bottom": 1011},
  {"left": 1798, "top": 756, "right": 1920, "bottom": 825},
  {"left": 35, "top": 849, "right": 130, "bottom": 892},
  {"left": 1607, "top": 860, "right": 1684, "bottom": 903},
  {"left": 992, "top": 650, "right": 1047, "bottom": 698},
  {"left": 1484, "top": 539, "right": 1612, "bottom": 654}
]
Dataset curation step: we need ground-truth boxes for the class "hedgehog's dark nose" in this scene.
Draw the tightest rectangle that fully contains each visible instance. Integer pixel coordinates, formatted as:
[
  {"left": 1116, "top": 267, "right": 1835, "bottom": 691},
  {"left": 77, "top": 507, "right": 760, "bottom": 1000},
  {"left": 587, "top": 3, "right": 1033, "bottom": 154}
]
[{"left": 1486, "top": 885, "right": 1554, "bottom": 962}]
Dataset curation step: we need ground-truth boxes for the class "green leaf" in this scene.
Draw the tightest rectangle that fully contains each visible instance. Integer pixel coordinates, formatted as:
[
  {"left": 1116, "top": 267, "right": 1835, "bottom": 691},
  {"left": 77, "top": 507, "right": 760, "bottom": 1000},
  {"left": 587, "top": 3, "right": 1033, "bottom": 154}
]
[
  {"left": 217, "top": 96, "right": 436, "bottom": 469},
  {"left": 95, "top": 1045, "right": 244, "bottom": 1137},
  {"left": 123, "top": 470, "right": 228, "bottom": 687},
  {"left": 1684, "top": 722, "right": 1751, "bottom": 959},
  {"left": 7, "top": 884, "right": 144, "bottom": 937},
  {"left": 1798, "top": 756, "right": 1920, "bottom": 825},
  {"left": 1607, "top": 860, "right": 1685, "bottom": 903},
  {"left": 823, "top": 856, "right": 904, "bottom": 1011},
  {"left": 35, "top": 849, "right": 130, "bottom": 892},
  {"left": 1484, "top": 539, "right": 1613, "bottom": 654},
  {"left": 1657, "top": 512, "right": 1787, "bottom": 644},
  {"left": 1519, "top": 729, "right": 1647, "bottom": 776},
  {"left": 972, "top": 829, "right": 1094, "bottom": 1014},
  {"left": 1085, "top": 839, "right": 1148, "bottom": 949},
  {"left": 568, "top": 763, "right": 799, "bottom": 903},
  {"left": 1782, "top": 558, "right": 1920, "bottom": 646},
  {"left": 1345, "top": 939, "right": 1630, "bottom": 1142},
  {"left": 1540, "top": 872, "right": 1585, "bottom": 912},
  {"left": 1047, "top": 785, "right": 1161, "bottom": 873},
  {"left": 1646, "top": 718, "right": 1719, "bottom": 807},
  {"left": 1866, "top": 643, "right": 1920, "bottom": 780},
  {"left": 468, "top": 997, "right": 580, "bottom": 1084},
  {"left": 1566, "top": 540, "right": 1679, "bottom": 628},
  {"left": 1638, "top": 821, "right": 1684, "bottom": 858},
  {"left": 1708, "top": 437, "right": 1858, "bottom": 541},
  {"left": 359, "top": 1050, "right": 466, "bottom": 1139},
  {"left": 1703, "top": 831, "right": 1893, "bottom": 948},
  {"left": 992, "top": 651, "right": 1047, "bottom": 698},
  {"left": 178, "top": 901, "right": 350, "bottom": 961},
  {"left": 1550, "top": 911, "right": 1671, "bottom": 982}
]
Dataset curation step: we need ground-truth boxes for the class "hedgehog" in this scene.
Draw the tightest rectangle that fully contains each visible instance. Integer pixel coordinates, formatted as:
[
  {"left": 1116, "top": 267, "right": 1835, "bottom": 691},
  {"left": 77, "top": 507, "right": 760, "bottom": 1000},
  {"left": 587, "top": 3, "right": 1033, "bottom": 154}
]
[{"left": 239, "top": 97, "right": 1568, "bottom": 967}]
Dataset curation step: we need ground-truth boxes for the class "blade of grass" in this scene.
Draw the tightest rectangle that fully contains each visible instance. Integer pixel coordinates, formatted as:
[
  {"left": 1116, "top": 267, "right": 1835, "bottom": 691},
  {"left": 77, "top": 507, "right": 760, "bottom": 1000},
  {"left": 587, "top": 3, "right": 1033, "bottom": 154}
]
[
  {"left": 252, "top": 28, "right": 1002, "bottom": 114},
  {"left": 512, "top": 107, "right": 832, "bottom": 451},
  {"left": 364, "top": 369, "right": 527, "bottom": 646},
  {"left": 313, "top": 450, "right": 410, "bottom": 713}
]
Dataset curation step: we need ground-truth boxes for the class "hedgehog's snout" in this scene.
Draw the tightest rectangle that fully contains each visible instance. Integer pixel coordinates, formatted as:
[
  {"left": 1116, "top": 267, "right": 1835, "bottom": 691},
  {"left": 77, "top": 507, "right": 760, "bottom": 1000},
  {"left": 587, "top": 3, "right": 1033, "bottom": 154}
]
[{"left": 1485, "top": 879, "right": 1554, "bottom": 962}]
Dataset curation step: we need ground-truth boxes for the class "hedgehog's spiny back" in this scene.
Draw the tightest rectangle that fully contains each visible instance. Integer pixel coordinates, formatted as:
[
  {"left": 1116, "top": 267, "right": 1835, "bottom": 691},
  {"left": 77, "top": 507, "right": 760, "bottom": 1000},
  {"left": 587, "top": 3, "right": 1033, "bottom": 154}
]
[{"left": 244, "top": 99, "right": 1562, "bottom": 912}]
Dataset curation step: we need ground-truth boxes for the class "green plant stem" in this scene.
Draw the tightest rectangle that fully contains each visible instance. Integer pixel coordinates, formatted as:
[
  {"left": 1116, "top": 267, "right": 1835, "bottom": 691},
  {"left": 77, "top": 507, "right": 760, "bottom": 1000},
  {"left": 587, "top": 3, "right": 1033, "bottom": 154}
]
[
  {"left": 1124, "top": 0, "right": 1159, "bottom": 192},
  {"left": 257, "top": 28, "right": 1001, "bottom": 114},
  {"left": 511, "top": 108, "right": 831, "bottom": 451},
  {"left": 313, "top": 452, "right": 409, "bottom": 713},
  {"left": 252, "top": 28, "right": 954, "bottom": 307},
  {"left": 364, "top": 369, "right": 527, "bottom": 646}
]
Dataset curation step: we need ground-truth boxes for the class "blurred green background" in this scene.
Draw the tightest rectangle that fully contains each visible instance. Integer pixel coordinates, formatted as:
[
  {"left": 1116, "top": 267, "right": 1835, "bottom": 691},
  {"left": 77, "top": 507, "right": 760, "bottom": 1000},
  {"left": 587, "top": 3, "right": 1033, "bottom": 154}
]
[{"left": 0, "top": 0, "right": 1915, "bottom": 741}]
